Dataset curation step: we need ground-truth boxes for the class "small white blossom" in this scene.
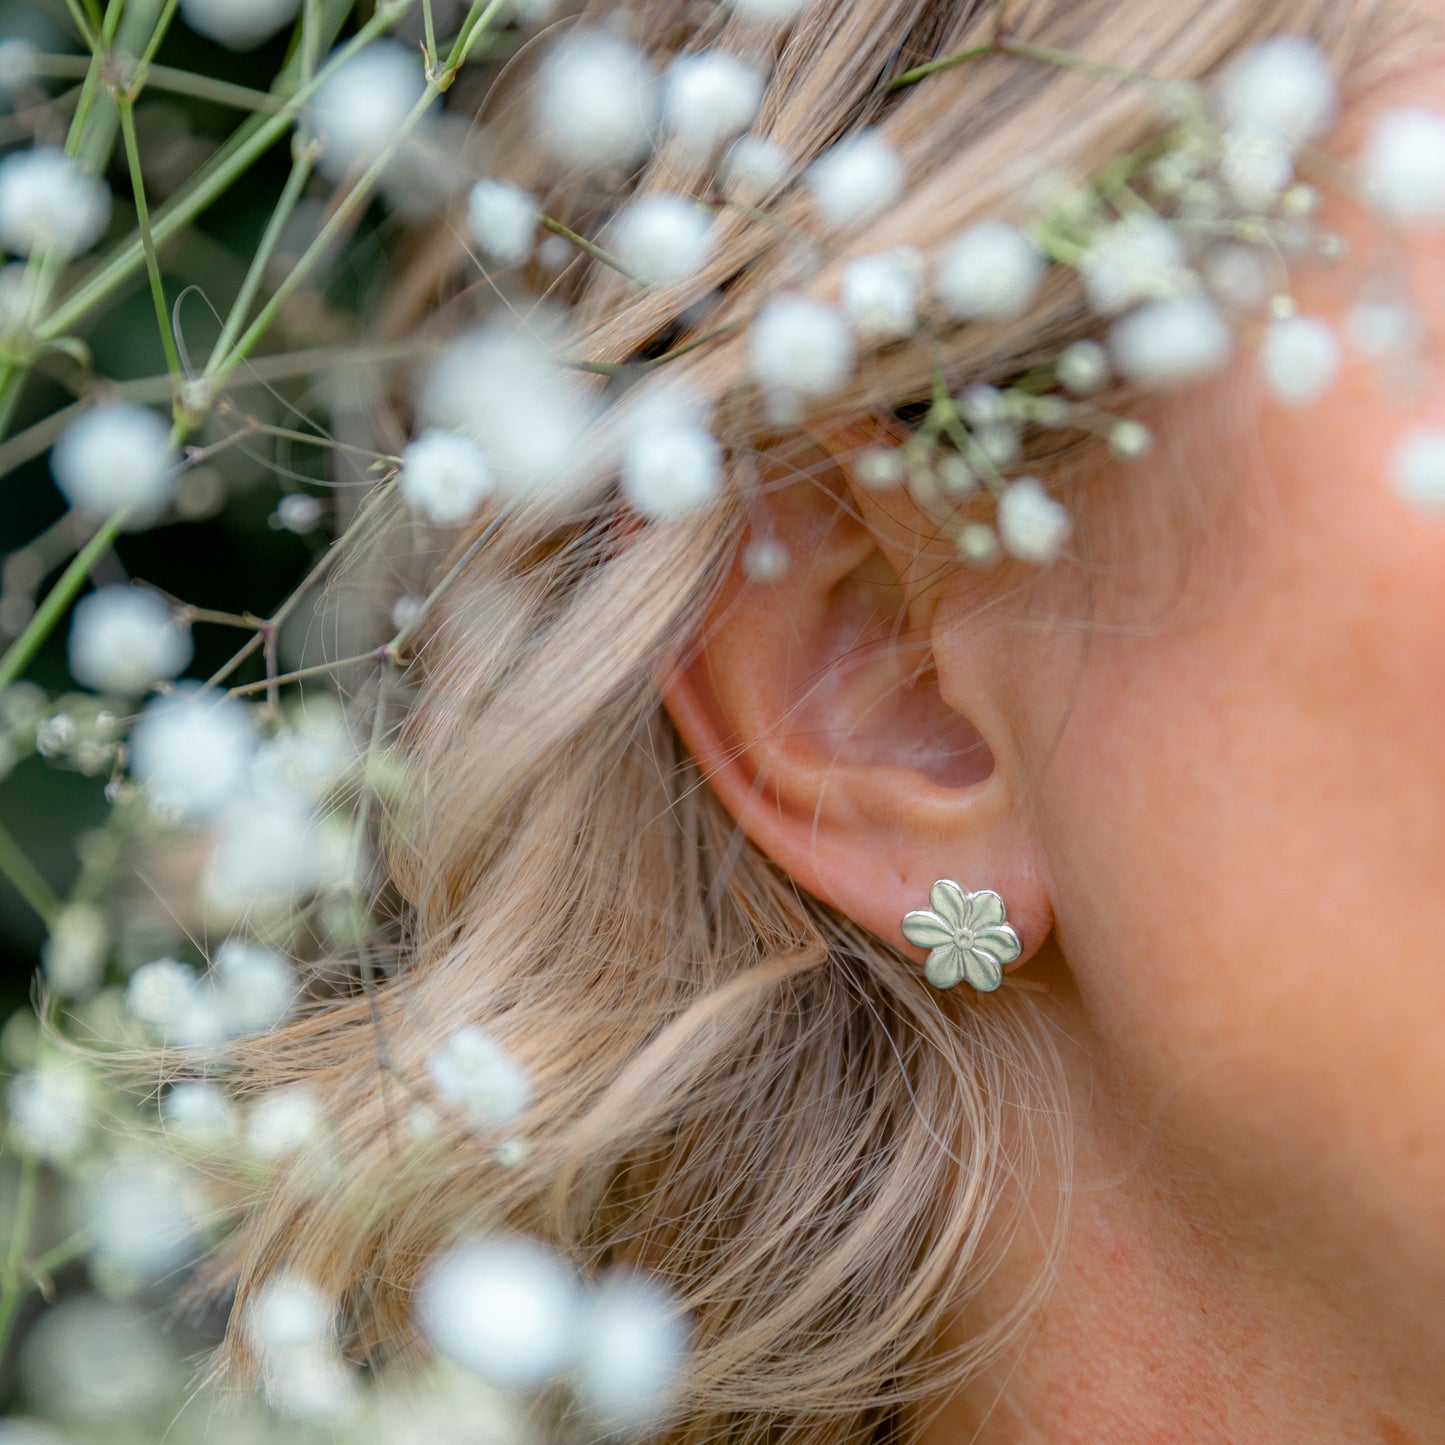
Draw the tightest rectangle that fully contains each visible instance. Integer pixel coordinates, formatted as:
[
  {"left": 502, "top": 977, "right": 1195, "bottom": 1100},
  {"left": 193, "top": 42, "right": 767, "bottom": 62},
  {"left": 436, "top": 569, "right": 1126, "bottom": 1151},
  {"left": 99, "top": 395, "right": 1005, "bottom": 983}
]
[
  {"left": 575, "top": 1273, "right": 689, "bottom": 1433},
  {"left": 742, "top": 538, "right": 789, "bottom": 581},
  {"left": 400, "top": 429, "right": 494, "bottom": 526},
  {"left": 1109, "top": 294, "right": 1233, "bottom": 386},
  {"left": 1260, "top": 313, "right": 1341, "bottom": 406},
  {"left": 841, "top": 248, "right": 921, "bottom": 340},
  {"left": 417, "top": 1235, "right": 580, "bottom": 1390},
  {"left": 215, "top": 939, "right": 296, "bottom": 1035},
  {"left": 0, "top": 147, "right": 111, "bottom": 259},
  {"left": 1391, "top": 427, "right": 1445, "bottom": 510},
  {"left": 748, "top": 296, "right": 854, "bottom": 398},
  {"left": 205, "top": 795, "right": 347, "bottom": 908},
  {"left": 1081, "top": 214, "right": 1192, "bottom": 317},
  {"left": 0, "top": 39, "right": 38, "bottom": 95},
  {"left": 180, "top": 0, "right": 301, "bottom": 49},
  {"left": 1345, "top": 298, "right": 1422, "bottom": 357},
  {"left": 806, "top": 130, "right": 903, "bottom": 229},
  {"left": 426, "top": 1025, "right": 532, "bottom": 1131},
  {"left": 975, "top": 421, "right": 1019, "bottom": 467},
  {"left": 251, "top": 705, "right": 353, "bottom": 805},
  {"left": 305, "top": 41, "right": 425, "bottom": 184},
  {"left": 1202, "top": 242, "right": 1273, "bottom": 311},
  {"left": 663, "top": 52, "right": 764, "bottom": 154},
  {"left": 855, "top": 446, "right": 906, "bottom": 490},
  {"left": 723, "top": 135, "right": 789, "bottom": 195},
  {"left": 273, "top": 492, "right": 323, "bottom": 533},
  {"left": 622, "top": 422, "right": 722, "bottom": 519},
  {"left": 934, "top": 221, "right": 1044, "bottom": 321},
  {"left": 1219, "top": 124, "right": 1294, "bottom": 205},
  {"left": 50, "top": 402, "right": 177, "bottom": 522},
  {"left": 161, "top": 1082, "right": 236, "bottom": 1142},
  {"left": 958, "top": 384, "right": 1006, "bottom": 426},
  {"left": 533, "top": 31, "right": 658, "bottom": 170},
  {"left": 1056, "top": 339, "right": 1110, "bottom": 394},
  {"left": 1360, "top": 106, "right": 1445, "bottom": 228},
  {"left": 125, "top": 957, "right": 199, "bottom": 1029},
  {"left": 466, "top": 179, "right": 538, "bottom": 266},
  {"left": 129, "top": 685, "right": 256, "bottom": 820},
  {"left": 613, "top": 195, "right": 714, "bottom": 284},
  {"left": 1108, "top": 420, "right": 1153, "bottom": 459},
  {"left": 1216, "top": 35, "right": 1337, "bottom": 148},
  {"left": 68, "top": 586, "right": 192, "bottom": 696},
  {"left": 248, "top": 1276, "right": 335, "bottom": 1357},
  {"left": 88, "top": 1156, "right": 200, "bottom": 1283},
  {"left": 996, "top": 476, "right": 1071, "bottom": 564},
  {"left": 40, "top": 901, "right": 107, "bottom": 998},
  {"left": 937, "top": 454, "right": 976, "bottom": 496},
  {"left": 6, "top": 1059, "right": 92, "bottom": 1163},
  {"left": 246, "top": 1084, "right": 324, "bottom": 1161}
]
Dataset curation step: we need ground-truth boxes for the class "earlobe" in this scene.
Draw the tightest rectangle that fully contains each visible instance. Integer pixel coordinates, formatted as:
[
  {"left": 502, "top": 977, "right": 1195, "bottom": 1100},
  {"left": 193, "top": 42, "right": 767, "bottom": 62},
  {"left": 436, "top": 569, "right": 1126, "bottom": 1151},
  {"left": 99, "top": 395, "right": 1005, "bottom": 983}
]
[{"left": 661, "top": 433, "right": 1055, "bottom": 982}]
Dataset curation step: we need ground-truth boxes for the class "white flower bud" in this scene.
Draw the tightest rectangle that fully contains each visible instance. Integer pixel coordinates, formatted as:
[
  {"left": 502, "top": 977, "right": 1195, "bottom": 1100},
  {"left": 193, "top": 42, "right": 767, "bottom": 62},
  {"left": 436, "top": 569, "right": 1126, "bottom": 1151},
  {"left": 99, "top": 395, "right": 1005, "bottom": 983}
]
[
  {"left": 747, "top": 296, "right": 854, "bottom": 398},
  {"left": 305, "top": 41, "right": 425, "bottom": 184},
  {"left": 5, "top": 1059, "right": 93, "bottom": 1162},
  {"left": 996, "top": 476, "right": 1072, "bottom": 564},
  {"left": 841, "top": 248, "right": 921, "bottom": 341},
  {"left": 417, "top": 1236, "right": 580, "bottom": 1390},
  {"left": 68, "top": 586, "right": 192, "bottom": 696},
  {"left": 400, "top": 430, "right": 495, "bottom": 526},
  {"left": 1360, "top": 106, "right": 1445, "bottom": 228},
  {"left": 613, "top": 195, "right": 714, "bottom": 284},
  {"left": 214, "top": 938, "right": 297, "bottom": 1036},
  {"left": 1259, "top": 313, "right": 1340, "bottom": 406},
  {"left": 466, "top": 179, "right": 538, "bottom": 266},
  {"left": 1081, "top": 214, "right": 1191, "bottom": 317},
  {"left": 245, "top": 1084, "right": 324, "bottom": 1161},
  {"left": 426, "top": 1026, "right": 533, "bottom": 1131},
  {"left": 129, "top": 685, "right": 256, "bottom": 821},
  {"left": 575, "top": 1272, "right": 689, "bottom": 1433},
  {"left": 1056, "top": 339, "right": 1110, "bottom": 395},
  {"left": 1109, "top": 295, "right": 1233, "bottom": 387},
  {"left": 622, "top": 422, "right": 723, "bottom": 520},
  {"left": 1392, "top": 427, "right": 1445, "bottom": 510},
  {"left": 723, "top": 135, "right": 789, "bottom": 196},
  {"left": 50, "top": 402, "right": 177, "bottom": 523},
  {"left": 855, "top": 446, "right": 906, "bottom": 490},
  {"left": 533, "top": 31, "right": 658, "bottom": 170},
  {"left": 663, "top": 52, "right": 764, "bottom": 154},
  {"left": 1216, "top": 35, "right": 1337, "bottom": 148},
  {"left": 935, "top": 221, "right": 1044, "bottom": 321},
  {"left": 0, "top": 147, "right": 111, "bottom": 259},
  {"left": 806, "top": 130, "right": 903, "bottom": 229},
  {"left": 180, "top": 0, "right": 301, "bottom": 50},
  {"left": 161, "top": 1082, "right": 236, "bottom": 1143}
]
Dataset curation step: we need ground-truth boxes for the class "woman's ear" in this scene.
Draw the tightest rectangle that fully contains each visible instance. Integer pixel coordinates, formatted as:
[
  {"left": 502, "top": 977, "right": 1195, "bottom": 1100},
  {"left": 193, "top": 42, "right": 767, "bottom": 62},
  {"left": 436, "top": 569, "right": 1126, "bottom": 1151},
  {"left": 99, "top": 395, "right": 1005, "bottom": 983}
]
[{"left": 661, "top": 430, "right": 1054, "bottom": 977}]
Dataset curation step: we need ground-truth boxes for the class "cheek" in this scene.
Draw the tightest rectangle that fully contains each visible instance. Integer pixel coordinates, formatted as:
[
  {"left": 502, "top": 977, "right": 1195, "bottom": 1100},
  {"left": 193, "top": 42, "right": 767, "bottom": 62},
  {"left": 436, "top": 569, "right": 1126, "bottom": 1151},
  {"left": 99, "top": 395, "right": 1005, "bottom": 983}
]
[{"left": 1024, "top": 360, "right": 1445, "bottom": 1287}]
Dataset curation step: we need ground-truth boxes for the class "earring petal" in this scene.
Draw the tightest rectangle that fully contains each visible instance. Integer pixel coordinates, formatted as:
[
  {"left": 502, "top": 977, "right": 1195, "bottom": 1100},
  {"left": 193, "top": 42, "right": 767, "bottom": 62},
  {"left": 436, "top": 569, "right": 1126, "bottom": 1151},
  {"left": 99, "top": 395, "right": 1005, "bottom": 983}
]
[
  {"left": 971, "top": 924, "right": 1022, "bottom": 965},
  {"left": 928, "top": 879, "right": 970, "bottom": 928},
  {"left": 923, "top": 945, "right": 964, "bottom": 989},
  {"left": 965, "top": 889, "right": 1007, "bottom": 931},
  {"left": 902, "top": 910, "right": 955, "bottom": 948},
  {"left": 962, "top": 947, "right": 1004, "bottom": 992}
]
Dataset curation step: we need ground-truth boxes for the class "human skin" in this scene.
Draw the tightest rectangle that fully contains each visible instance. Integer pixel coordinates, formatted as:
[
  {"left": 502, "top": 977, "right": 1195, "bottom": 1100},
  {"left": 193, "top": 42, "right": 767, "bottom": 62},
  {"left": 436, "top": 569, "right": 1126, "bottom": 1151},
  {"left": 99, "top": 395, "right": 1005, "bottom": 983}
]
[{"left": 664, "top": 43, "right": 1445, "bottom": 1445}]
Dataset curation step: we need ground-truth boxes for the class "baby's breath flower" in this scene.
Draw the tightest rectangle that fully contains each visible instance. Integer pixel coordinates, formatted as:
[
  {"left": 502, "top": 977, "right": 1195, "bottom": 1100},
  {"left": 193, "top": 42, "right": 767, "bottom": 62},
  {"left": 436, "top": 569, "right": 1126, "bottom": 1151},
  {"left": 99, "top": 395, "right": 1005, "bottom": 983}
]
[
  {"left": 855, "top": 446, "right": 906, "bottom": 491},
  {"left": 723, "top": 135, "right": 790, "bottom": 197},
  {"left": 426, "top": 1025, "right": 533, "bottom": 1131},
  {"left": 5, "top": 1058, "right": 93, "bottom": 1162},
  {"left": 50, "top": 402, "right": 177, "bottom": 523},
  {"left": 214, "top": 939, "right": 297, "bottom": 1035},
  {"left": 1056, "top": 339, "right": 1110, "bottom": 395},
  {"left": 747, "top": 295, "right": 855, "bottom": 399},
  {"left": 179, "top": 0, "right": 301, "bottom": 50},
  {"left": 417, "top": 1236, "right": 580, "bottom": 1390},
  {"left": 400, "top": 429, "right": 494, "bottom": 526},
  {"left": 1360, "top": 106, "right": 1445, "bottom": 228},
  {"left": 621, "top": 420, "right": 723, "bottom": 520},
  {"left": 87, "top": 1156, "right": 200, "bottom": 1283},
  {"left": 161, "top": 1081, "right": 236, "bottom": 1143},
  {"left": 305, "top": 40, "right": 425, "bottom": 184},
  {"left": 663, "top": 52, "right": 765, "bottom": 154},
  {"left": 575, "top": 1272, "right": 689, "bottom": 1433},
  {"left": 533, "top": 31, "right": 658, "bottom": 170},
  {"left": 1218, "top": 124, "right": 1295, "bottom": 205},
  {"left": 806, "top": 130, "right": 904, "bottom": 229},
  {"left": 271, "top": 492, "right": 323, "bottom": 533},
  {"left": 1215, "top": 35, "right": 1337, "bottom": 148},
  {"left": 0, "top": 38, "right": 37, "bottom": 96},
  {"left": 1081, "top": 214, "right": 1193, "bottom": 317},
  {"left": 1391, "top": 427, "right": 1445, "bottom": 510},
  {"left": 246, "top": 1084, "right": 324, "bottom": 1161},
  {"left": 742, "top": 537, "right": 790, "bottom": 581},
  {"left": 1108, "top": 420, "right": 1153, "bottom": 459},
  {"left": 466, "top": 179, "right": 539, "bottom": 267},
  {"left": 1109, "top": 294, "right": 1233, "bottom": 387},
  {"left": 937, "top": 454, "right": 976, "bottom": 496},
  {"left": 0, "top": 147, "right": 111, "bottom": 259},
  {"left": 841, "top": 248, "right": 921, "bottom": 341},
  {"left": 934, "top": 220, "right": 1044, "bottom": 322},
  {"left": 957, "top": 522, "right": 1001, "bottom": 566},
  {"left": 129, "top": 685, "right": 256, "bottom": 821},
  {"left": 248, "top": 1275, "right": 335, "bottom": 1357},
  {"left": 996, "top": 476, "right": 1072, "bottom": 564},
  {"left": 728, "top": 0, "right": 810, "bottom": 24},
  {"left": 40, "top": 902, "right": 108, "bottom": 998},
  {"left": 1202, "top": 241, "right": 1273, "bottom": 311},
  {"left": 1259, "top": 313, "right": 1341, "bottom": 406},
  {"left": 1345, "top": 298, "right": 1422, "bottom": 358},
  {"left": 613, "top": 195, "right": 714, "bottom": 284},
  {"left": 67, "top": 586, "right": 192, "bottom": 697},
  {"left": 125, "top": 957, "right": 198, "bottom": 1029},
  {"left": 957, "top": 384, "right": 1006, "bottom": 426}
]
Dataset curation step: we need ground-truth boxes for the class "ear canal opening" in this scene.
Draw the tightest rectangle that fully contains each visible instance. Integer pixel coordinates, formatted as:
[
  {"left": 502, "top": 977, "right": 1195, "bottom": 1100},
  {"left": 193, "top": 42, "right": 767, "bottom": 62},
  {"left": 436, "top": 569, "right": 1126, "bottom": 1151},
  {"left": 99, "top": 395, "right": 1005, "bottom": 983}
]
[{"left": 889, "top": 667, "right": 997, "bottom": 789}]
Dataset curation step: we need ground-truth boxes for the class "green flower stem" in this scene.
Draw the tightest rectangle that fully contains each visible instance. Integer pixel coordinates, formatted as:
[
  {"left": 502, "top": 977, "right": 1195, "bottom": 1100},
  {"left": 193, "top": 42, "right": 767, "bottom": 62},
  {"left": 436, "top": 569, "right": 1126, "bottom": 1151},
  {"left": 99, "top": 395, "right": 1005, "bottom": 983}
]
[
  {"left": 446, "top": 0, "right": 510, "bottom": 75},
  {"left": 62, "top": 0, "right": 97, "bottom": 47},
  {"left": 886, "top": 41, "right": 996, "bottom": 92},
  {"left": 0, "top": 508, "right": 129, "bottom": 691},
  {"left": 135, "top": 0, "right": 181, "bottom": 71},
  {"left": 116, "top": 98, "right": 183, "bottom": 382},
  {"left": 539, "top": 215, "right": 644, "bottom": 284},
  {"left": 35, "top": 7, "right": 407, "bottom": 349},
  {"left": 29, "top": 54, "right": 283, "bottom": 114},
  {"left": 422, "top": 0, "right": 439, "bottom": 68},
  {"left": 997, "top": 37, "right": 1168, "bottom": 88},
  {"left": 27, "top": 1228, "right": 92, "bottom": 1282},
  {"left": 203, "top": 84, "right": 443, "bottom": 394},
  {"left": 0, "top": 1152, "right": 40, "bottom": 1356},
  {"left": 227, "top": 650, "right": 384, "bottom": 698},
  {"left": 0, "top": 817, "right": 61, "bottom": 926},
  {"left": 202, "top": 145, "right": 317, "bottom": 381}
]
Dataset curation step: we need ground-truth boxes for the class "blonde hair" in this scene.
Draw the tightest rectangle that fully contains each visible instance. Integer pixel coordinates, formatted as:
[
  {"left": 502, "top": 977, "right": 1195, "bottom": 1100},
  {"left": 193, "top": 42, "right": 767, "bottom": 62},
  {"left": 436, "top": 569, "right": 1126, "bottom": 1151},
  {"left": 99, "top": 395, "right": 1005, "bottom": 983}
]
[{"left": 197, "top": 0, "right": 1404, "bottom": 1439}]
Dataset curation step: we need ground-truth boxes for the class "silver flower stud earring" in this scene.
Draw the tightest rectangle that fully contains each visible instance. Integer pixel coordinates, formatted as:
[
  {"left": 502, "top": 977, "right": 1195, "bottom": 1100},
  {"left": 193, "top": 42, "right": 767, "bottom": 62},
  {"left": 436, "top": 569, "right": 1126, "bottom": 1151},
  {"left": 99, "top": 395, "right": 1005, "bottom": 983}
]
[{"left": 901, "top": 880, "right": 1022, "bottom": 992}]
